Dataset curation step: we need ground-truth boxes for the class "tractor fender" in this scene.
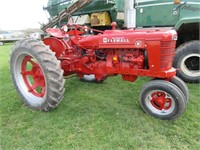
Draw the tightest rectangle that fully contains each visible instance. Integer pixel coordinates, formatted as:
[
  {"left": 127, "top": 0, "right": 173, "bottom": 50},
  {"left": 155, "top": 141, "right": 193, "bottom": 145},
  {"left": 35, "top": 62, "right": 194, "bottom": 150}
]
[
  {"left": 46, "top": 28, "right": 67, "bottom": 38},
  {"left": 43, "top": 37, "right": 67, "bottom": 58}
]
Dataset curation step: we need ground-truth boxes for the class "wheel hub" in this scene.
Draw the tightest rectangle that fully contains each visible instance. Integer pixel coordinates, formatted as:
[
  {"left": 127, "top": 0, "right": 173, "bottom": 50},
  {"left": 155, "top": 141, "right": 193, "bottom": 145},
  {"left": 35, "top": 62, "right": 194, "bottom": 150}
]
[
  {"left": 185, "top": 56, "right": 199, "bottom": 70},
  {"left": 21, "top": 56, "right": 46, "bottom": 97},
  {"left": 181, "top": 54, "right": 200, "bottom": 77},
  {"left": 150, "top": 92, "right": 172, "bottom": 110},
  {"left": 32, "top": 66, "right": 45, "bottom": 87}
]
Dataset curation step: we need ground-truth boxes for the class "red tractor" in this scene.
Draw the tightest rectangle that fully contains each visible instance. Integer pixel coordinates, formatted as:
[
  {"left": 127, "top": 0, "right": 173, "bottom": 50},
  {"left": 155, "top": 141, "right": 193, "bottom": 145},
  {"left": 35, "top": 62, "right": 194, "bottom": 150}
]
[{"left": 10, "top": 23, "right": 189, "bottom": 120}]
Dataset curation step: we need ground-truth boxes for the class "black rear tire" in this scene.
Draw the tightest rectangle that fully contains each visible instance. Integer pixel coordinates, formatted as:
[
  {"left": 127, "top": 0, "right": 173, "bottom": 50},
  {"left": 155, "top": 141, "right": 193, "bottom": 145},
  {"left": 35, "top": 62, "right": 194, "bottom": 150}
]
[
  {"left": 140, "top": 80, "right": 186, "bottom": 120},
  {"left": 10, "top": 39, "right": 65, "bottom": 111},
  {"left": 173, "top": 40, "right": 200, "bottom": 83}
]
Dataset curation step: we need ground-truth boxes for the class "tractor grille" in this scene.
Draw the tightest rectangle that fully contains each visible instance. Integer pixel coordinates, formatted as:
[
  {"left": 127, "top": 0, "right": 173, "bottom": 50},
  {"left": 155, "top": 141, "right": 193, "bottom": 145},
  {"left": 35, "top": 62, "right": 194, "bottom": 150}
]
[{"left": 160, "top": 41, "right": 176, "bottom": 69}]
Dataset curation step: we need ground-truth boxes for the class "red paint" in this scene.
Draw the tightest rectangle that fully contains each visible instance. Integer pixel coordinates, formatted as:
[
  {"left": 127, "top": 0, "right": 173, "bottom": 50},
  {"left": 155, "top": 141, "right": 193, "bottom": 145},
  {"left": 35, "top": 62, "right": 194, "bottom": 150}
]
[
  {"left": 43, "top": 24, "right": 177, "bottom": 82},
  {"left": 150, "top": 92, "right": 172, "bottom": 110},
  {"left": 21, "top": 56, "right": 46, "bottom": 97}
]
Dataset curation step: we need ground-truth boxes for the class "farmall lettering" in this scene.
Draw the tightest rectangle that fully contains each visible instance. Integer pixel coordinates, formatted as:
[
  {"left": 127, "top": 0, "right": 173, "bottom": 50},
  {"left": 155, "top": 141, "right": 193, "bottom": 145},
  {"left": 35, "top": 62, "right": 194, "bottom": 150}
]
[
  {"left": 10, "top": 23, "right": 189, "bottom": 120},
  {"left": 103, "top": 37, "right": 129, "bottom": 43}
]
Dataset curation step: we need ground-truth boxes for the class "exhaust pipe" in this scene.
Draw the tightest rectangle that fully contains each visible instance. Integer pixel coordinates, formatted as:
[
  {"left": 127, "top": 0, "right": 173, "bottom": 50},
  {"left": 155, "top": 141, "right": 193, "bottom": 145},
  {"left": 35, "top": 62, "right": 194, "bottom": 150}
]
[{"left": 124, "top": 0, "right": 136, "bottom": 29}]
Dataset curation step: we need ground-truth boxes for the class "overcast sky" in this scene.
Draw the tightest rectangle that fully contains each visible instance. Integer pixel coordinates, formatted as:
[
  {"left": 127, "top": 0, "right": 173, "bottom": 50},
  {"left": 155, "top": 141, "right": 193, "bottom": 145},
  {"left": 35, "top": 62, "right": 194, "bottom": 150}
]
[{"left": 0, "top": 0, "right": 49, "bottom": 30}]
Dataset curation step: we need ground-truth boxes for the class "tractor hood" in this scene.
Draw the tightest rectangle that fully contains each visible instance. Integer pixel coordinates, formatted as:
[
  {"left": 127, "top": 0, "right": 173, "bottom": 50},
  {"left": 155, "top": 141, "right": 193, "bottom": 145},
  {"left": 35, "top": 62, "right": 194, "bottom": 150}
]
[{"left": 78, "top": 29, "right": 177, "bottom": 49}]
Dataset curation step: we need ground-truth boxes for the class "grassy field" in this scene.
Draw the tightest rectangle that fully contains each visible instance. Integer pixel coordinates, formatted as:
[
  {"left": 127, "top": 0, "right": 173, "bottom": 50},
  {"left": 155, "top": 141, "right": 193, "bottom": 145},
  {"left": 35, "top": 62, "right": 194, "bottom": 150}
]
[{"left": 0, "top": 43, "right": 200, "bottom": 150}]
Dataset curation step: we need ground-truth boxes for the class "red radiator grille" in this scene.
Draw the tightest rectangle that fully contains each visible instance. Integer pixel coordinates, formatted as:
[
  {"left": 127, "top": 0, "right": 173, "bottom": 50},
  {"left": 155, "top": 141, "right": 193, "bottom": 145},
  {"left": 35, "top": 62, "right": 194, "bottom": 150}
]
[{"left": 160, "top": 41, "right": 176, "bottom": 69}]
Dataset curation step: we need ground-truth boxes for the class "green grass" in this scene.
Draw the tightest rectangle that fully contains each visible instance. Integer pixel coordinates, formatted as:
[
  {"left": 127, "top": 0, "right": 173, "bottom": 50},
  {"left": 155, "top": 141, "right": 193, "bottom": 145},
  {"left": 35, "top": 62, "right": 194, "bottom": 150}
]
[{"left": 0, "top": 43, "right": 200, "bottom": 150}]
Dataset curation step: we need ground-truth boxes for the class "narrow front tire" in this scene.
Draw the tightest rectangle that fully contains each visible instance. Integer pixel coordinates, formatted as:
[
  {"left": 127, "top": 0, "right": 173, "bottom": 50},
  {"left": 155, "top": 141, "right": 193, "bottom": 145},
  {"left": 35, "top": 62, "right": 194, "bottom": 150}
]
[{"left": 140, "top": 80, "right": 186, "bottom": 120}]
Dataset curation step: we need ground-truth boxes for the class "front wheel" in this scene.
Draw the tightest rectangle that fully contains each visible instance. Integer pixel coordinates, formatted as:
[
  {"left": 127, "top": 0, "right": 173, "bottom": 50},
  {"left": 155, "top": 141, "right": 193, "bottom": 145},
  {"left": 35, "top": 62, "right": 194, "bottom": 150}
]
[
  {"left": 170, "top": 76, "right": 189, "bottom": 103},
  {"left": 10, "top": 39, "right": 65, "bottom": 111},
  {"left": 152, "top": 76, "right": 189, "bottom": 103},
  {"left": 140, "top": 80, "right": 186, "bottom": 120},
  {"left": 173, "top": 41, "right": 200, "bottom": 83}
]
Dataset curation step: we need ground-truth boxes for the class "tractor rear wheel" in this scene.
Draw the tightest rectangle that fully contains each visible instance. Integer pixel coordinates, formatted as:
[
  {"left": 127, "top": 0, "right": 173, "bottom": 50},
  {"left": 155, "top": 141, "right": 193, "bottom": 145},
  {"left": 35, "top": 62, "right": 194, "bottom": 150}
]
[
  {"left": 173, "top": 41, "right": 200, "bottom": 83},
  {"left": 140, "top": 80, "right": 186, "bottom": 120},
  {"left": 10, "top": 39, "right": 65, "bottom": 111}
]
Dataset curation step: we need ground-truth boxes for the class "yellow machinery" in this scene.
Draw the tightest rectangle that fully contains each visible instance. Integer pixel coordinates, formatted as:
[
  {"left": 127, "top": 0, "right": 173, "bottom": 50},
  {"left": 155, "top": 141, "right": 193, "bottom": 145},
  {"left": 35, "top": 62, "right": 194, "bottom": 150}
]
[{"left": 90, "top": 12, "right": 111, "bottom": 26}]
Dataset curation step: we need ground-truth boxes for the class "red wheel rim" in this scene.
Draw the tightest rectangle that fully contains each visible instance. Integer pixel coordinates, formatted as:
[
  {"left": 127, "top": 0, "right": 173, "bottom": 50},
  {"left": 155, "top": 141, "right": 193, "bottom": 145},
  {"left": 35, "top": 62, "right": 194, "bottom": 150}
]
[
  {"left": 150, "top": 92, "right": 172, "bottom": 110},
  {"left": 21, "top": 56, "right": 46, "bottom": 97}
]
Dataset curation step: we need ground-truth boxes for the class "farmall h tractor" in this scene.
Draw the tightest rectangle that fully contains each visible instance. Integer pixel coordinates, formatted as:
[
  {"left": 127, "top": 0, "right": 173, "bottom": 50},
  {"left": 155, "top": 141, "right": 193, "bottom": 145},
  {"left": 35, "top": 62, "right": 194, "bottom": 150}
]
[
  {"left": 10, "top": 22, "right": 189, "bottom": 120},
  {"left": 10, "top": 0, "right": 189, "bottom": 120}
]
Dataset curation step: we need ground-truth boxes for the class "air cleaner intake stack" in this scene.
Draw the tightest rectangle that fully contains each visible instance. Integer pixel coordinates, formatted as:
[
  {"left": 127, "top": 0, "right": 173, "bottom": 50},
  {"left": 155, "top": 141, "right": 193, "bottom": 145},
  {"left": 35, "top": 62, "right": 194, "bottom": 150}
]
[{"left": 124, "top": 0, "right": 136, "bottom": 29}]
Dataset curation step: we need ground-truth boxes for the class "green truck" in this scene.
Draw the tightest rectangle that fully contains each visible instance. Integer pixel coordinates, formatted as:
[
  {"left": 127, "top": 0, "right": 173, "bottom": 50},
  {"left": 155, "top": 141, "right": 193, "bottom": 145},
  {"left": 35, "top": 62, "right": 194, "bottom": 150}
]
[{"left": 44, "top": 0, "right": 200, "bottom": 83}]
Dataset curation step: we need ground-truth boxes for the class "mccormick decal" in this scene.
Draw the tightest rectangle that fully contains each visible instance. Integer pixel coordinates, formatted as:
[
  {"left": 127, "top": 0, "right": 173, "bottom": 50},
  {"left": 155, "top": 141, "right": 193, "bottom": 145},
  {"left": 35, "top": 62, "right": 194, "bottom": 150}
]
[{"left": 103, "top": 37, "right": 129, "bottom": 43}]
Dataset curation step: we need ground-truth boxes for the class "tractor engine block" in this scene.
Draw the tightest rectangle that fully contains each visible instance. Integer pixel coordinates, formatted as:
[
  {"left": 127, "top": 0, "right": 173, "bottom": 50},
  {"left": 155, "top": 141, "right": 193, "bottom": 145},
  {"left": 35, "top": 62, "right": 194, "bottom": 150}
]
[
  {"left": 58, "top": 47, "right": 146, "bottom": 81},
  {"left": 111, "top": 49, "right": 145, "bottom": 69}
]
